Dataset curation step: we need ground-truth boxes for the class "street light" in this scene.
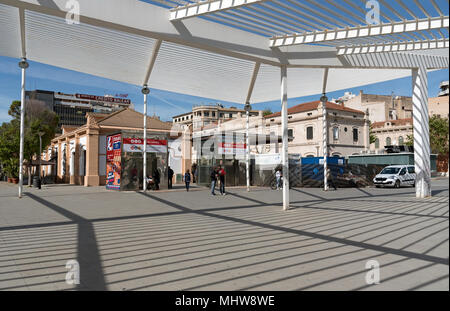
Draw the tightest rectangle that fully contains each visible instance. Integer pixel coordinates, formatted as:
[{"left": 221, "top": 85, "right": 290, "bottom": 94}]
[
  {"left": 320, "top": 93, "right": 328, "bottom": 191},
  {"left": 141, "top": 85, "right": 150, "bottom": 192},
  {"left": 244, "top": 102, "right": 252, "bottom": 192},
  {"left": 18, "top": 58, "right": 29, "bottom": 198},
  {"left": 38, "top": 131, "right": 45, "bottom": 189}
]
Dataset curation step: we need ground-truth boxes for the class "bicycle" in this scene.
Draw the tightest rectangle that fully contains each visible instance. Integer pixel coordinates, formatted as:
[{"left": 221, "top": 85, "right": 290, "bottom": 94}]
[{"left": 270, "top": 176, "right": 282, "bottom": 190}]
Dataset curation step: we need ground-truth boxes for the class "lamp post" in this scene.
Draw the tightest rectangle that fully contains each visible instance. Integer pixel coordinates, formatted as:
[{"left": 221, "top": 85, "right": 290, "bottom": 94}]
[
  {"left": 18, "top": 58, "right": 29, "bottom": 198},
  {"left": 141, "top": 85, "right": 150, "bottom": 192},
  {"left": 244, "top": 102, "right": 252, "bottom": 192},
  {"left": 38, "top": 131, "right": 45, "bottom": 188},
  {"left": 320, "top": 93, "right": 329, "bottom": 191}
]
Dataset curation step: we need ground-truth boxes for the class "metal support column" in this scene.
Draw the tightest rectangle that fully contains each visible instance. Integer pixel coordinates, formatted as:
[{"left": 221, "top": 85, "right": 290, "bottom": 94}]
[
  {"left": 18, "top": 58, "right": 29, "bottom": 198},
  {"left": 321, "top": 94, "right": 329, "bottom": 191},
  {"left": 281, "top": 66, "right": 289, "bottom": 211},
  {"left": 244, "top": 102, "right": 252, "bottom": 192},
  {"left": 321, "top": 68, "right": 329, "bottom": 191},
  {"left": 412, "top": 65, "right": 431, "bottom": 198},
  {"left": 142, "top": 85, "right": 150, "bottom": 191}
]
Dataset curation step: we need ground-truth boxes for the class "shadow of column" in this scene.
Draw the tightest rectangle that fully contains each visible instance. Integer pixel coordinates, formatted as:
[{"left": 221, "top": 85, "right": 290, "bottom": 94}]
[{"left": 27, "top": 193, "right": 107, "bottom": 291}]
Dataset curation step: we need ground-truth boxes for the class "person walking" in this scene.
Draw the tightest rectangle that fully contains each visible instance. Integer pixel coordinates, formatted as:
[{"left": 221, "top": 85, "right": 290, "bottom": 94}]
[
  {"left": 152, "top": 168, "right": 160, "bottom": 190},
  {"left": 275, "top": 168, "right": 282, "bottom": 190},
  {"left": 210, "top": 167, "right": 217, "bottom": 196},
  {"left": 184, "top": 170, "right": 191, "bottom": 192},
  {"left": 326, "top": 168, "right": 337, "bottom": 191},
  {"left": 218, "top": 165, "right": 226, "bottom": 195},
  {"left": 168, "top": 166, "right": 174, "bottom": 189}
]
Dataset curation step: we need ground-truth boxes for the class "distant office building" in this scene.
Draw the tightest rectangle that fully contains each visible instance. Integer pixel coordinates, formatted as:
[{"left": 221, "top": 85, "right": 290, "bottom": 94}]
[{"left": 25, "top": 90, "right": 133, "bottom": 131}]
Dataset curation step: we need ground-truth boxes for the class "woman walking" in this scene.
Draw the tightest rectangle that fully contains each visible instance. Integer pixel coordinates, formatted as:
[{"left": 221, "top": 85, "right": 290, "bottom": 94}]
[{"left": 184, "top": 170, "right": 191, "bottom": 192}]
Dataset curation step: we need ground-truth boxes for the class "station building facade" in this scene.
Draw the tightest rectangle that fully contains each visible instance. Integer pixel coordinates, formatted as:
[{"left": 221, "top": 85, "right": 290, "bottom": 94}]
[{"left": 44, "top": 108, "right": 176, "bottom": 187}]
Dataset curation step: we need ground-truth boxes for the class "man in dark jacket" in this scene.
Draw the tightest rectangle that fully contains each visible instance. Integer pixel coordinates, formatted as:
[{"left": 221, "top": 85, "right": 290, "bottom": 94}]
[
  {"left": 152, "top": 168, "right": 160, "bottom": 190},
  {"left": 210, "top": 167, "right": 217, "bottom": 196},
  {"left": 184, "top": 170, "right": 191, "bottom": 192},
  {"left": 168, "top": 166, "right": 174, "bottom": 189}
]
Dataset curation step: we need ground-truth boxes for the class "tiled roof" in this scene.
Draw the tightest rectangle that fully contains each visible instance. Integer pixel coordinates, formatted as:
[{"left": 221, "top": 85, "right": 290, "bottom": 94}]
[
  {"left": 372, "top": 118, "right": 413, "bottom": 128},
  {"left": 97, "top": 108, "right": 172, "bottom": 130},
  {"left": 264, "top": 101, "right": 365, "bottom": 118}
]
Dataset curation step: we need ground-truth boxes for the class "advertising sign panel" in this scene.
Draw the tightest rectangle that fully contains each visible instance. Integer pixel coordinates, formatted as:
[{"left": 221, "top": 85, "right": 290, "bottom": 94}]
[
  {"left": 106, "top": 134, "right": 122, "bottom": 190},
  {"left": 122, "top": 138, "right": 168, "bottom": 153}
]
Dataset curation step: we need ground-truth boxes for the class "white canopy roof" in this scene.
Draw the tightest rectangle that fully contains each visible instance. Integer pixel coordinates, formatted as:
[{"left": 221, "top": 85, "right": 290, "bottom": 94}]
[{"left": 0, "top": 0, "right": 448, "bottom": 104}]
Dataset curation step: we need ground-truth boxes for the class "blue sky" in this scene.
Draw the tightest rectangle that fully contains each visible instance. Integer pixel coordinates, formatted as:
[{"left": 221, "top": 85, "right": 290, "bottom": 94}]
[{"left": 0, "top": 55, "right": 448, "bottom": 124}]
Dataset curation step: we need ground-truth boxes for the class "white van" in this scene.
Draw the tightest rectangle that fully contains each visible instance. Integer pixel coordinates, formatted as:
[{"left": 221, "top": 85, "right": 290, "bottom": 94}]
[{"left": 373, "top": 165, "right": 416, "bottom": 188}]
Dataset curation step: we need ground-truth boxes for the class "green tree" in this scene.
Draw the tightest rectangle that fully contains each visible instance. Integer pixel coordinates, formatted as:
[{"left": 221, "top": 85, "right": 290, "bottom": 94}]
[
  {"left": 0, "top": 100, "right": 59, "bottom": 182},
  {"left": 263, "top": 109, "right": 273, "bottom": 117},
  {"left": 405, "top": 116, "right": 449, "bottom": 155}
]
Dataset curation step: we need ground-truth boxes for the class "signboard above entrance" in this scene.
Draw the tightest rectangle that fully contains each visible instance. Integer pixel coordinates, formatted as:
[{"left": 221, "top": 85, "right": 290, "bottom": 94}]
[{"left": 123, "top": 138, "right": 168, "bottom": 153}]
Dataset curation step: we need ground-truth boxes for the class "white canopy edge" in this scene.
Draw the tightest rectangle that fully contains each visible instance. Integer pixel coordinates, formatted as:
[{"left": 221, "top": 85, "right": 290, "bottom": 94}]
[{"left": 0, "top": 0, "right": 448, "bottom": 104}]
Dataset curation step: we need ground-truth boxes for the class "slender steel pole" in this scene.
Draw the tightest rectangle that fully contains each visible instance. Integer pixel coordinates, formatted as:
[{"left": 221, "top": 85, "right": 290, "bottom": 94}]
[
  {"left": 18, "top": 58, "right": 28, "bottom": 198},
  {"left": 142, "top": 86, "right": 149, "bottom": 192},
  {"left": 281, "top": 66, "right": 289, "bottom": 211},
  {"left": 246, "top": 108, "right": 250, "bottom": 192},
  {"left": 39, "top": 135, "right": 42, "bottom": 183}
]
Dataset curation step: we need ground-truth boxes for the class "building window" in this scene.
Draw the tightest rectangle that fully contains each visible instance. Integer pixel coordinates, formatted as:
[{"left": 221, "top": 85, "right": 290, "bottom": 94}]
[
  {"left": 307, "top": 113, "right": 312, "bottom": 116},
  {"left": 204, "top": 111, "right": 209, "bottom": 117},
  {"left": 306, "top": 126, "right": 313, "bottom": 140},
  {"left": 229, "top": 113, "right": 233, "bottom": 118},
  {"left": 333, "top": 127, "right": 339, "bottom": 140},
  {"left": 212, "top": 112, "right": 216, "bottom": 117},
  {"left": 288, "top": 129, "right": 294, "bottom": 140},
  {"left": 375, "top": 138, "right": 380, "bottom": 149},
  {"left": 398, "top": 136, "right": 404, "bottom": 145},
  {"left": 386, "top": 137, "right": 392, "bottom": 146},
  {"left": 353, "top": 128, "right": 358, "bottom": 142},
  {"left": 220, "top": 113, "right": 224, "bottom": 118}
]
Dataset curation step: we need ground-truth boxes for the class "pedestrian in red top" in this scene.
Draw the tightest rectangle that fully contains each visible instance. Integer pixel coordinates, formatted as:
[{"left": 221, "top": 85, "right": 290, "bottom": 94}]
[{"left": 218, "top": 165, "right": 226, "bottom": 195}]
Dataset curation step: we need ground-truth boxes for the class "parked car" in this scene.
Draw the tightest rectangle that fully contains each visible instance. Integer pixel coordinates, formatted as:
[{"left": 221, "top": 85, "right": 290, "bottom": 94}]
[{"left": 373, "top": 165, "right": 416, "bottom": 188}]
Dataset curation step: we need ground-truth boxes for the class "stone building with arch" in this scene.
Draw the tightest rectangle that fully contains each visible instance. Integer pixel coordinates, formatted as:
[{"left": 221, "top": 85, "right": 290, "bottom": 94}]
[{"left": 370, "top": 118, "right": 414, "bottom": 153}]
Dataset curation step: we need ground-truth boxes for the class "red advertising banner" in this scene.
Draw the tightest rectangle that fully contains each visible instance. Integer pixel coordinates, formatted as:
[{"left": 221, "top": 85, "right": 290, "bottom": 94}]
[
  {"left": 106, "top": 134, "right": 122, "bottom": 190},
  {"left": 107, "top": 134, "right": 122, "bottom": 161},
  {"left": 75, "top": 93, "right": 131, "bottom": 105}
]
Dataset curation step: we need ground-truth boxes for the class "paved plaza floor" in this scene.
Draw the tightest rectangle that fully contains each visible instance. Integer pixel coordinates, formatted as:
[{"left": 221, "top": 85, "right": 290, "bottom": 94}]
[{"left": 0, "top": 179, "right": 448, "bottom": 291}]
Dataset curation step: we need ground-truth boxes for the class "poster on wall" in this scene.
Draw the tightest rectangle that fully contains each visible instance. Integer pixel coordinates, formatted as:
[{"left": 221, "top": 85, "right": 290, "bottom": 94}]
[
  {"left": 106, "top": 134, "right": 122, "bottom": 190},
  {"left": 122, "top": 138, "right": 168, "bottom": 153}
]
